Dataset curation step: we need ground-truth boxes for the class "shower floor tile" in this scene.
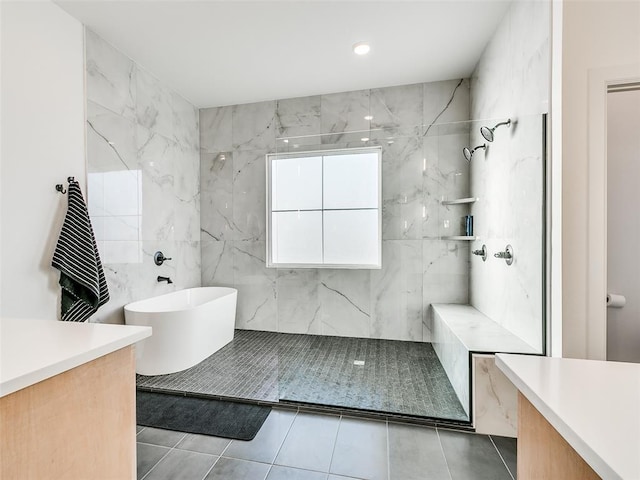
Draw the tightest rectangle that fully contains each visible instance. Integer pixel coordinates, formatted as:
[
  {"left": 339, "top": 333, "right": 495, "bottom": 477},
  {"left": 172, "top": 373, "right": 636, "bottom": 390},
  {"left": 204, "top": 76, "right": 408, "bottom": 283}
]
[{"left": 136, "top": 330, "right": 468, "bottom": 422}]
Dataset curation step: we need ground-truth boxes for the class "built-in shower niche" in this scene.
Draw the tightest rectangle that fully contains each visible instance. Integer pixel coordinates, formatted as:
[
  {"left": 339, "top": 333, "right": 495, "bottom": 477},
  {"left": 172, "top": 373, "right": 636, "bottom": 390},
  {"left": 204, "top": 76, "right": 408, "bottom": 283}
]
[{"left": 272, "top": 114, "right": 546, "bottom": 422}]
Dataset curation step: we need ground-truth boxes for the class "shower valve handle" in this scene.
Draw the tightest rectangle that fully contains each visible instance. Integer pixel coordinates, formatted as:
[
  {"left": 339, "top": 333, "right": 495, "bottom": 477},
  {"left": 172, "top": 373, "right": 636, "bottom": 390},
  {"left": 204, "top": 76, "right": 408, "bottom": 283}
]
[
  {"left": 494, "top": 245, "right": 514, "bottom": 266},
  {"left": 472, "top": 245, "right": 488, "bottom": 261},
  {"left": 154, "top": 251, "right": 172, "bottom": 266}
]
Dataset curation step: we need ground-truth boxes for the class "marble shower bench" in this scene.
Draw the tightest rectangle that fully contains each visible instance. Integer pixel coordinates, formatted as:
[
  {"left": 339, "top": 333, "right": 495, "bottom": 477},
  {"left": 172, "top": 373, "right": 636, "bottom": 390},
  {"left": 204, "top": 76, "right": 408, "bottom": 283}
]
[{"left": 431, "top": 304, "right": 539, "bottom": 437}]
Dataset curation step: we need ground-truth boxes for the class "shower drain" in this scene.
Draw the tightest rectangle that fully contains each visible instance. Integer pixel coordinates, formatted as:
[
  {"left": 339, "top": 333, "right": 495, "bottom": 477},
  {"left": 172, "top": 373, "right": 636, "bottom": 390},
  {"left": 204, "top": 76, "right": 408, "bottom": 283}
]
[{"left": 353, "top": 360, "right": 365, "bottom": 366}]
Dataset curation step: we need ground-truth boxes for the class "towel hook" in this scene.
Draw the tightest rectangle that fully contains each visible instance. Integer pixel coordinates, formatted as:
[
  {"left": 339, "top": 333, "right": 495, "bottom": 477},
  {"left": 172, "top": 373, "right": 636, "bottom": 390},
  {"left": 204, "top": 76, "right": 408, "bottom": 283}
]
[{"left": 56, "top": 176, "right": 77, "bottom": 194}]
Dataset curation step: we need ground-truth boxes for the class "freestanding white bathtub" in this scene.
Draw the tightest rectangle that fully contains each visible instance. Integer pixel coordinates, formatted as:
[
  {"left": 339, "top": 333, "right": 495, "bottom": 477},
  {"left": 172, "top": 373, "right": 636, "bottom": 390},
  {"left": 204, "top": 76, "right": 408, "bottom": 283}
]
[{"left": 124, "top": 287, "right": 237, "bottom": 375}]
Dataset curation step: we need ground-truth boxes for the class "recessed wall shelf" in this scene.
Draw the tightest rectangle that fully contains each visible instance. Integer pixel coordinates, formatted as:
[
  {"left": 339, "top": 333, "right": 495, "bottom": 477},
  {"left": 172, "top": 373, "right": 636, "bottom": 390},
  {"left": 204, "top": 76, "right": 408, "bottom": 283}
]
[
  {"left": 441, "top": 236, "right": 477, "bottom": 241},
  {"left": 441, "top": 197, "right": 479, "bottom": 205}
]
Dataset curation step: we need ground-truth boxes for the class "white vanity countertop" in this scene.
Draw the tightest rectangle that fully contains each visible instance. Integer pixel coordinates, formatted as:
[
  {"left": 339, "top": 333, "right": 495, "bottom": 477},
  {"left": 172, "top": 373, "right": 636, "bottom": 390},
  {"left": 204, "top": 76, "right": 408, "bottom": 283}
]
[
  {"left": 496, "top": 353, "right": 640, "bottom": 480},
  {"left": 0, "top": 318, "right": 151, "bottom": 397}
]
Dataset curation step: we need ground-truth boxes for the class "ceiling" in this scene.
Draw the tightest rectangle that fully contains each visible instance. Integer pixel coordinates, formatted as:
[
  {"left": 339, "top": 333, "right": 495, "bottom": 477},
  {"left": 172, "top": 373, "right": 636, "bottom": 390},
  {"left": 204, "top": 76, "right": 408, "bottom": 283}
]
[{"left": 55, "top": 1, "right": 511, "bottom": 109}]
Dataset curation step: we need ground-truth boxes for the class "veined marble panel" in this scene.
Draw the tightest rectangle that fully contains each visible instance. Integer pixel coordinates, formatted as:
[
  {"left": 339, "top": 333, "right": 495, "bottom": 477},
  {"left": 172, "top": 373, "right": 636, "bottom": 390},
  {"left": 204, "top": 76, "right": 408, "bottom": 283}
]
[
  {"left": 432, "top": 306, "right": 470, "bottom": 416},
  {"left": 200, "top": 106, "right": 233, "bottom": 153},
  {"left": 371, "top": 240, "right": 422, "bottom": 341},
  {"left": 423, "top": 79, "right": 470, "bottom": 133},
  {"left": 232, "top": 101, "right": 277, "bottom": 151},
  {"left": 469, "top": 0, "right": 549, "bottom": 352},
  {"left": 200, "top": 152, "right": 234, "bottom": 241},
  {"left": 85, "top": 29, "right": 136, "bottom": 121},
  {"left": 469, "top": 116, "right": 544, "bottom": 352},
  {"left": 171, "top": 91, "right": 199, "bottom": 150},
  {"left": 473, "top": 354, "right": 518, "bottom": 437},
  {"left": 370, "top": 83, "right": 423, "bottom": 134},
  {"left": 86, "top": 30, "right": 200, "bottom": 324},
  {"left": 200, "top": 239, "right": 234, "bottom": 287},
  {"left": 276, "top": 269, "right": 322, "bottom": 335},
  {"left": 86, "top": 101, "right": 138, "bottom": 172},
  {"left": 423, "top": 240, "right": 470, "bottom": 314},
  {"left": 276, "top": 95, "right": 321, "bottom": 140},
  {"left": 136, "top": 67, "right": 173, "bottom": 139},
  {"left": 319, "top": 269, "right": 371, "bottom": 338},
  {"left": 381, "top": 136, "right": 424, "bottom": 240},
  {"left": 137, "top": 126, "right": 176, "bottom": 242},
  {"left": 232, "top": 240, "right": 277, "bottom": 331},
  {"left": 175, "top": 240, "right": 201, "bottom": 289},
  {"left": 232, "top": 150, "right": 266, "bottom": 241},
  {"left": 320, "top": 90, "right": 370, "bottom": 144}
]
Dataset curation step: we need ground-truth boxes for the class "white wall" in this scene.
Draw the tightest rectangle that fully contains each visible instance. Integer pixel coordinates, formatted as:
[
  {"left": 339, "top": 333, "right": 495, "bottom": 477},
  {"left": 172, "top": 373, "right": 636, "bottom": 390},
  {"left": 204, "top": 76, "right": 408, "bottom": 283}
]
[
  {"left": 561, "top": 0, "right": 640, "bottom": 358},
  {"left": 0, "top": 1, "right": 85, "bottom": 319}
]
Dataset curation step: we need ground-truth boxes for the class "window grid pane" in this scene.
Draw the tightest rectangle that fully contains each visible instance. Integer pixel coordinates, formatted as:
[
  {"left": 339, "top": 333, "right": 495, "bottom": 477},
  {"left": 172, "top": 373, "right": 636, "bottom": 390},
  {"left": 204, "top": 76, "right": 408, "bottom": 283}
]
[{"left": 268, "top": 148, "right": 380, "bottom": 268}]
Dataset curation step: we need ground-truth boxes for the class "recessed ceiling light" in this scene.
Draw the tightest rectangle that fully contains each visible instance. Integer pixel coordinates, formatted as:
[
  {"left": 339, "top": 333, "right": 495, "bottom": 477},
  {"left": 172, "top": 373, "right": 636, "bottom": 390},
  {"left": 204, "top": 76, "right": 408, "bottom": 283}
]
[
  {"left": 364, "top": 115, "right": 373, "bottom": 121},
  {"left": 361, "top": 137, "right": 370, "bottom": 142},
  {"left": 283, "top": 139, "right": 289, "bottom": 143},
  {"left": 353, "top": 42, "right": 370, "bottom": 55}
]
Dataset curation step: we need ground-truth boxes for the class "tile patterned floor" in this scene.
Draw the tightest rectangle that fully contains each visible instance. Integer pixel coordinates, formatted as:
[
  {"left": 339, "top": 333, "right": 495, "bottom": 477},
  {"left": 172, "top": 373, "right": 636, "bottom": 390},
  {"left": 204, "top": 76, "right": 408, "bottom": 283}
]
[
  {"left": 136, "top": 409, "right": 517, "bottom": 480},
  {"left": 136, "top": 330, "right": 468, "bottom": 421}
]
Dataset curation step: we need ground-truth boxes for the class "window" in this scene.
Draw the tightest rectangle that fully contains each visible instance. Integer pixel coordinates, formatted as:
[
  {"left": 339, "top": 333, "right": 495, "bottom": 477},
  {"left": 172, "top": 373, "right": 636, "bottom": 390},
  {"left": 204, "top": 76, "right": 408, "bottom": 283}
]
[{"left": 267, "top": 147, "right": 381, "bottom": 268}]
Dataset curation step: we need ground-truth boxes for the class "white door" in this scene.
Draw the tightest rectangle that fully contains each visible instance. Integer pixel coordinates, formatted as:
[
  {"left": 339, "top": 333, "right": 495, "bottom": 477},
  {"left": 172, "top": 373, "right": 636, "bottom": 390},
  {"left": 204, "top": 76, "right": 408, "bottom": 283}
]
[{"left": 607, "top": 85, "right": 640, "bottom": 363}]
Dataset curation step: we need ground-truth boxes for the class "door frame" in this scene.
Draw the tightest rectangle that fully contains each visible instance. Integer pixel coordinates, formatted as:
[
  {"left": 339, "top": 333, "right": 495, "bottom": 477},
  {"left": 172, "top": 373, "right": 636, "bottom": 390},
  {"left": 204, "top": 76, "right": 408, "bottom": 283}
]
[{"left": 586, "top": 63, "right": 640, "bottom": 360}]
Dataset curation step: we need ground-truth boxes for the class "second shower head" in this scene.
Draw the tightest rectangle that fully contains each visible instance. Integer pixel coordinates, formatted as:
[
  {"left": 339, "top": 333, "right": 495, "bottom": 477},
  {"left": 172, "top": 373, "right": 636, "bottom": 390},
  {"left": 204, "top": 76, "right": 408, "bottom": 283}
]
[
  {"left": 463, "top": 144, "right": 486, "bottom": 162},
  {"left": 480, "top": 119, "right": 511, "bottom": 142}
]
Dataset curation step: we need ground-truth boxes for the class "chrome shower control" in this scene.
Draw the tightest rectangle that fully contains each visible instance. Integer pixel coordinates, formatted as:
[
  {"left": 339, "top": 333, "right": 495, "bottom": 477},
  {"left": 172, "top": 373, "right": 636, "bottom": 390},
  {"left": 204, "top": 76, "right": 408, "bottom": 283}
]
[
  {"left": 472, "top": 244, "right": 488, "bottom": 261},
  {"left": 154, "top": 251, "right": 172, "bottom": 266},
  {"left": 494, "top": 245, "right": 514, "bottom": 266}
]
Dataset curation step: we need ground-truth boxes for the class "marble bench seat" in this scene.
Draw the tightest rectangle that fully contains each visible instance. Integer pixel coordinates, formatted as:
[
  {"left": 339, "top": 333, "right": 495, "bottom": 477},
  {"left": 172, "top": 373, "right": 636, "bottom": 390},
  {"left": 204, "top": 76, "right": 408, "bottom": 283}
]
[{"left": 431, "top": 304, "right": 538, "bottom": 418}]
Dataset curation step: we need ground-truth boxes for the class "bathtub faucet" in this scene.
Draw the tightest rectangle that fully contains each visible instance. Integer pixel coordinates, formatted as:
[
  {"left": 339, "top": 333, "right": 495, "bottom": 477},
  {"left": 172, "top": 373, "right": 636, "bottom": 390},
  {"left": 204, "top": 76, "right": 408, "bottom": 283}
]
[{"left": 157, "top": 276, "right": 173, "bottom": 284}]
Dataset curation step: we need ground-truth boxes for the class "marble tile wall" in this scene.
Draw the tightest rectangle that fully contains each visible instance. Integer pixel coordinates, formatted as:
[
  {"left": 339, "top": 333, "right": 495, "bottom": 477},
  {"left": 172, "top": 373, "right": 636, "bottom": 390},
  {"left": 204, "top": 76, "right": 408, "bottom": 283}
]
[
  {"left": 469, "top": 0, "right": 550, "bottom": 352},
  {"left": 85, "top": 29, "right": 201, "bottom": 324},
  {"left": 432, "top": 306, "right": 470, "bottom": 416},
  {"left": 473, "top": 354, "right": 518, "bottom": 437},
  {"left": 201, "top": 80, "right": 471, "bottom": 341}
]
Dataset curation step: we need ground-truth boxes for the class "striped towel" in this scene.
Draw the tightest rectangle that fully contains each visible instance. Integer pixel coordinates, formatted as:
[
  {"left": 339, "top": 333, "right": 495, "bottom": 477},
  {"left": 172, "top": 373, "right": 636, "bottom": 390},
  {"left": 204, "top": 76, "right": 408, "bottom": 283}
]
[{"left": 51, "top": 180, "right": 109, "bottom": 322}]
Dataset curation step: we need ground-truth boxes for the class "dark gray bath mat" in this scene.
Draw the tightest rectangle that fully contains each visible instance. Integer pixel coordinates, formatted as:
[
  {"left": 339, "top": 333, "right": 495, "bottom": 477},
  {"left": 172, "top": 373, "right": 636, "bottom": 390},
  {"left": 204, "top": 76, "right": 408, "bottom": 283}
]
[{"left": 136, "top": 390, "right": 271, "bottom": 441}]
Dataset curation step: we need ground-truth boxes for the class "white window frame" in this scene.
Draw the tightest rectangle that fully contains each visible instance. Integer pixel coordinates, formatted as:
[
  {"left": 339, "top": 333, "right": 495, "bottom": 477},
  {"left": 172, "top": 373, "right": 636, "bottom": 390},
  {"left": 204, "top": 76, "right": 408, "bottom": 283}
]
[{"left": 266, "top": 146, "right": 382, "bottom": 269}]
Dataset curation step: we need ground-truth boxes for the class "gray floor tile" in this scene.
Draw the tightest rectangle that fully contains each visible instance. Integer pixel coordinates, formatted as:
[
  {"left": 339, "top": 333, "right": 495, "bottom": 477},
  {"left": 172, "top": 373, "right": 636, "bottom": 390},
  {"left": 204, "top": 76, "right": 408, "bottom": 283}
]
[
  {"left": 176, "top": 433, "right": 231, "bottom": 455},
  {"left": 137, "top": 443, "right": 170, "bottom": 480},
  {"left": 144, "top": 449, "right": 218, "bottom": 480},
  {"left": 388, "top": 422, "right": 450, "bottom": 480},
  {"left": 329, "top": 417, "right": 388, "bottom": 480},
  {"left": 266, "top": 465, "right": 328, "bottom": 480},
  {"left": 275, "top": 412, "right": 340, "bottom": 472},
  {"left": 491, "top": 435, "right": 517, "bottom": 479},
  {"left": 438, "top": 429, "right": 511, "bottom": 480},
  {"left": 225, "top": 410, "right": 297, "bottom": 463},
  {"left": 137, "top": 427, "right": 186, "bottom": 448},
  {"left": 328, "top": 475, "right": 365, "bottom": 479},
  {"left": 137, "top": 426, "right": 145, "bottom": 434},
  {"left": 205, "top": 457, "right": 270, "bottom": 480}
]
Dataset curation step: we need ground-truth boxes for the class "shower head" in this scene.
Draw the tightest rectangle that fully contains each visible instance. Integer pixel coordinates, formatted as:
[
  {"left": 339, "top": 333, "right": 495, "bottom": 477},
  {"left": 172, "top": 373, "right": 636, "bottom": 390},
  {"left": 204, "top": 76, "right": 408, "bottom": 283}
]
[
  {"left": 463, "top": 144, "right": 486, "bottom": 162},
  {"left": 480, "top": 119, "right": 511, "bottom": 142}
]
